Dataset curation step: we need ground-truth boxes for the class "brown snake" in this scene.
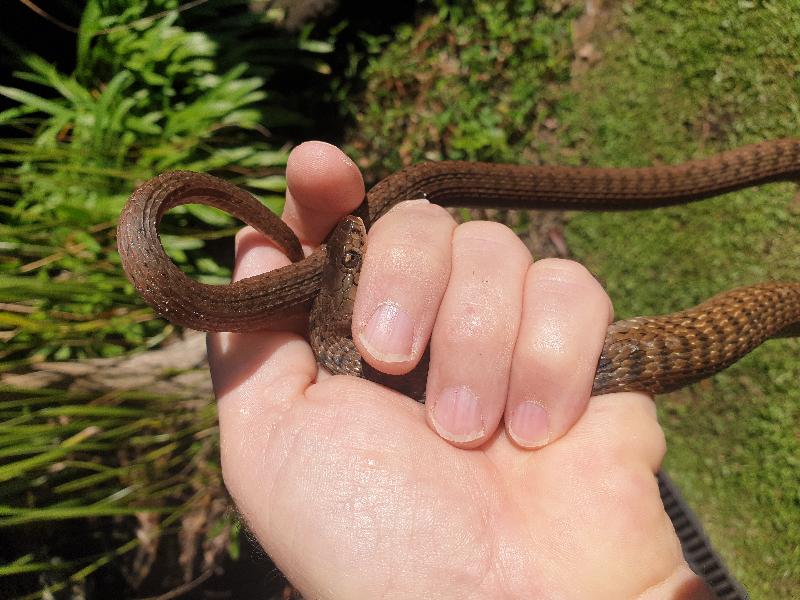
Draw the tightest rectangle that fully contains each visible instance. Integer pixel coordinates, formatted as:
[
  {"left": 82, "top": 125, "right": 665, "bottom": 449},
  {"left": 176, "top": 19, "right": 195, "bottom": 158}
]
[{"left": 117, "top": 139, "right": 800, "bottom": 400}]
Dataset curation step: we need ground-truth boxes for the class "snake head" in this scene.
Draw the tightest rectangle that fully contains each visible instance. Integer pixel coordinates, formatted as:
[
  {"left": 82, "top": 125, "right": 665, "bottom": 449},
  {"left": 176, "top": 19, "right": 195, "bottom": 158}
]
[
  {"left": 320, "top": 215, "right": 367, "bottom": 295},
  {"left": 308, "top": 215, "right": 368, "bottom": 376}
]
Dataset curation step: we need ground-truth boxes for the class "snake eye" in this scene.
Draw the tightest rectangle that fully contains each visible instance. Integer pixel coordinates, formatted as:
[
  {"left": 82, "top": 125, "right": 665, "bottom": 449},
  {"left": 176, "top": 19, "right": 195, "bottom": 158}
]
[{"left": 341, "top": 249, "right": 361, "bottom": 270}]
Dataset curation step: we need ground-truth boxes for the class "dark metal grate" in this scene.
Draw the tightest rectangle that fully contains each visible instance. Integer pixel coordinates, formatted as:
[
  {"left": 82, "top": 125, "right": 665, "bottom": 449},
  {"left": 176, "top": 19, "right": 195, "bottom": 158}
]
[{"left": 658, "top": 471, "right": 750, "bottom": 600}]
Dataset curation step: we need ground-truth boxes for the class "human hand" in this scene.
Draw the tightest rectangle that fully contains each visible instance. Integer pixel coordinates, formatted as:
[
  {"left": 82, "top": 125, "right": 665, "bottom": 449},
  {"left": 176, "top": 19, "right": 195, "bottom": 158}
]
[{"left": 208, "top": 141, "right": 711, "bottom": 599}]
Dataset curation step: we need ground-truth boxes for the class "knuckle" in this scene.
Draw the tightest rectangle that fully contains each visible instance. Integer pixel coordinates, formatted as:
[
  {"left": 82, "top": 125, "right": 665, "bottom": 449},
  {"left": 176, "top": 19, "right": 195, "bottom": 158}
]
[
  {"left": 234, "top": 225, "right": 260, "bottom": 248},
  {"left": 439, "top": 299, "right": 509, "bottom": 347},
  {"left": 614, "top": 399, "right": 665, "bottom": 453},
  {"left": 454, "top": 220, "right": 530, "bottom": 259},
  {"left": 533, "top": 258, "right": 598, "bottom": 288},
  {"left": 371, "top": 243, "right": 447, "bottom": 284},
  {"left": 588, "top": 397, "right": 666, "bottom": 466},
  {"left": 597, "top": 468, "right": 666, "bottom": 535},
  {"left": 515, "top": 336, "right": 571, "bottom": 377},
  {"left": 603, "top": 467, "right": 656, "bottom": 504},
  {"left": 529, "top": 258, "right": 613, "bottom": 317},
  {"left": 383, "top": 199, "right": 453, "bottom": 226},
  {"left": 370, "top": 204, "right": 454, "bottom": 260}
]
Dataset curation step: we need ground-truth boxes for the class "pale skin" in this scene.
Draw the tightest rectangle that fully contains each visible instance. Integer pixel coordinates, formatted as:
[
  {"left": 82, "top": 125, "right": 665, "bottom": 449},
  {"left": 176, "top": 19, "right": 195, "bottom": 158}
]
[{"left": 207, "top": 141, "right": 714, "bottom": 599}]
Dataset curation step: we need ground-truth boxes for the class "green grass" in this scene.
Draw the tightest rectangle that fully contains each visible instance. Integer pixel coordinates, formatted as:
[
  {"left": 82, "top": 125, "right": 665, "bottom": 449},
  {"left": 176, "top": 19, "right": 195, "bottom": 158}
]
[
  {"left": 0, "top": 384, "right": 229, "bottom": 598},
  {"left": 0, "top": 0, "right": 331, "bottom": 365},
  {"left": 560, "top": 3, "right": 800, "bottom": 596},
  {"left": 344, "top": 1, "right": 799, "bottom": 596}
]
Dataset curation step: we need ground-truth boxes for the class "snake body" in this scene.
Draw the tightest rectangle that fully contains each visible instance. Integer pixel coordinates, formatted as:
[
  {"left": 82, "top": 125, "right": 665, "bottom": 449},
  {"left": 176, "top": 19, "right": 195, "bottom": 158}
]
[{"left": 117, "top": 139, "right": 800, "bottom": 399}]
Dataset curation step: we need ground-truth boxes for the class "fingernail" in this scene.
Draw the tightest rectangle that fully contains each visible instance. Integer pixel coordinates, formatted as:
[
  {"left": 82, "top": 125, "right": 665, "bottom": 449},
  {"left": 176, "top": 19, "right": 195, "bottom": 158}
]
[
  {"left": 431, "top": 386, "right": 484, "bottom": 443},
  {"left": 509, "top": 401, "right": 550, "bottom": 448},
  {"left": 359, "top": 302, "right": 414, "bottom": 362}
]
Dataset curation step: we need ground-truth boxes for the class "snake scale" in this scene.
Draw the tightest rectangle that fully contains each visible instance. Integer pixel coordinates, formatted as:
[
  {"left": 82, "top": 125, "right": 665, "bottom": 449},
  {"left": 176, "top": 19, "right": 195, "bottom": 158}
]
[{"left": 117, "top": 139, "right": 800, "bottom": 400}]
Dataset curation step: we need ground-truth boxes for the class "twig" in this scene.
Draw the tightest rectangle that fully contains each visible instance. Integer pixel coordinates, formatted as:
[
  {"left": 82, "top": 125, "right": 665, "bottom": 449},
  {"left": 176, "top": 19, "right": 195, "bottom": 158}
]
[
  {"left": 134, "top": 565, "right": 218, "bottom": 600},
  {"left": 17, "top": 0, "right": 78, "bottom": 33},
  {"left": 17, "top": 0, "right": 212, "bottom": 37}
]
